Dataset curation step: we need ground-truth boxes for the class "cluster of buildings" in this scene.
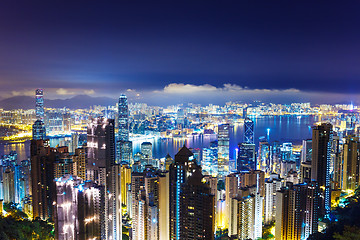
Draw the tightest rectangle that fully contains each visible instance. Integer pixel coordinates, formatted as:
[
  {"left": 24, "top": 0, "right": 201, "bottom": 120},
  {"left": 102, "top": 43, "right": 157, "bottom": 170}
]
[{"left": 0, "top": 89, "right": 359, "bottom": 240}]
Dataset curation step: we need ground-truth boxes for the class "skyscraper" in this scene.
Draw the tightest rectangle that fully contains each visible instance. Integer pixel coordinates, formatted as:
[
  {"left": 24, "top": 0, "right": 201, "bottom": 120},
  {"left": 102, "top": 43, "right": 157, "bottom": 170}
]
[
  {"left": 117, "top": 94, "right": 132, "bottom": 164},
  {"left": 32, "top": 120, "right": 46, "bottom": 140},
  {"left": 86, "top": 118, "right": 115, "bottom": 184},
  {"left": 118, "top": 94, "right": 129, "bottom": 142},
  {"left": 218, "top": 124, "right": 230, "bottom": 177},
  {"left": 244, "top": 118, "right": 254, "bottom": 144},
  {"left": 169, "top": 146, "right": 215, "bottom": 240},
  {"left": 31, "top": 139, "right": 57, "bottom": 221},
  {"left": 311, "top": 123, "right": 332, "bottom": 217},
  {"left": 237, "top": 143, "right": 256, "bottom": 172},
  {"left": 341, "top": 135, "right": 360, "bottom": 191},
  {"left": 275, "top": 182, "right": 319, "bottom": 240},
  {"left": 35, "top": 89, "right": 44, "bottom": 121}
]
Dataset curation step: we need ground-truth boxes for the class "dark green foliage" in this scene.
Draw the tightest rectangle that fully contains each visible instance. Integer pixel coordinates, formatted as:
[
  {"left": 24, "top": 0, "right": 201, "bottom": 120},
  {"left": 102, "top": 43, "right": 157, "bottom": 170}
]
[
  {"left": 308, "top": 187, "right": 360, "bottom": 240},
  {"left": 0, "top": 202, "right": 54, "bottom": 240}
]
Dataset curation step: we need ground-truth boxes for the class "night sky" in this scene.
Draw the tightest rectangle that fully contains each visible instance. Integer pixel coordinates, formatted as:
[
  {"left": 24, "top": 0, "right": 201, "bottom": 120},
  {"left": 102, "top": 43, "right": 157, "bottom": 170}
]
[{"left": 1, "top": 1, "right": 360, "bottom": 105}]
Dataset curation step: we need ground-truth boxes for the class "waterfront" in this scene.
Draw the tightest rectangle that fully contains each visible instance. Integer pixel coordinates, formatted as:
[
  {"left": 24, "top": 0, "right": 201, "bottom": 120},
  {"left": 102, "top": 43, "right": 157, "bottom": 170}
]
[{"left": 0, "top": 115, "right": 318, "bottom": 161}]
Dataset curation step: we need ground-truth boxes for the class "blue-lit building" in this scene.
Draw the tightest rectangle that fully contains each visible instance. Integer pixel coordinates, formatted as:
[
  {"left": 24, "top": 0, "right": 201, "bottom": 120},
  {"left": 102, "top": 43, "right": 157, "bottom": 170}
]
[
  {"left": 169, "top": 146, "right": 215, "bottom": 240},
  {"left": 117, "top": 94, "right": 132, "bottom": 164},
  {"left": 35, "top": 89, "right": 44, "bottom": 121},
  {"left": 311, "top": 123, "right": 333, "bottom": 217},
  {"left": 244, "top": 118, "right": 254, "bottom": 144},
  {"left": 32, "top": 120, "right": 46, "bottom": 140},
  {"left": 237, "top": 143, "right": 256, "bottom": 171}
]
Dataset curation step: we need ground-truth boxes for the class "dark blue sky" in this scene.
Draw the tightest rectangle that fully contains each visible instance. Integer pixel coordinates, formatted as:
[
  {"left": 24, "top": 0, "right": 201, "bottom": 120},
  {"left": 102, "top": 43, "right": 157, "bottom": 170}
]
[{"left": 1, "top": 1, "right": 360, "bottom": 104}]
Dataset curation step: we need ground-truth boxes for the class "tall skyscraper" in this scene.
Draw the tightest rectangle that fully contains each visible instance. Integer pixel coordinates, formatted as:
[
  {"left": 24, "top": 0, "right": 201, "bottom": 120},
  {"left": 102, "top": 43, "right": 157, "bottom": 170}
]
[
  {"left": 117, "top": 94, "right": 132, "bottom": 164},
  {"left": 118, "top": 94, "right": 129, "bottom": 142},
  {"left": 237, "top": 143, "right": 256, "bottom": 172},
  {"left": 244, "top": 118, "right": 254, "bottom": 144},
  {"left": 169, "top": 146, "right": 215, "bottom": 240},
  {"left": 218, "top": 124, "right": 230, "bottom": 177},
  {"left": 32, "top": 120, "right": 46, "bottom": 140},
  {"left": 31, "top": 139, "right": 57, "bottom": 221},
  {"left": 35, "top": 89, "right": 44, "bottom": 121},
  {"left": 86, "top": 118, "right": 115, "bottom": 184},
  {"left": 311, "top": 123, "right": 333, "bottom": 217}
]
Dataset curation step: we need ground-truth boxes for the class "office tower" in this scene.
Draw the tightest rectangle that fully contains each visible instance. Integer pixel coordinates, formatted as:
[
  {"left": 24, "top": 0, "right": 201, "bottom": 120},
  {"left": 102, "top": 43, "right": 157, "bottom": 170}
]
[
  {"left": 244, "top": 118, "right": 254, "bottom": 144},
  {"left": 237, "top": 143, "right": 256, "bottom": 172},
  {"left": 311, "top": 123, "right": 333, "bottom": 217},
  {"left": 176, "top": 108, "right": 185, "bottom": 129},
  {"left": 31, "top": 139, "right": 56, "bottom": 221},
  {"left": 86, "top": 118, "right": 115, "bottom": 183},
  {"left": 264, "top": 174, "right": 283, "bottom": 224},
  {"left": 35, "top": 89, "right": 44, "bottom": 121},
  {"left": 169, "top": 146, "right": 215, "bottom": 240},
  {"left": 3, "top": 167, "right": 15, "bottom": 203},
  {"left": 218, "top": 124, "right": 230, "bottom": 177},
  {"left": 118, "top": 141, "right": 133, "bottom": 164},
  {"left": 141, "top": 142, "right": 153, "bottom": 166},
  {"left": 32, "top": 120, "right": 46, "bottom": 140},
  {"left": 341, "top": 136, "right": 360, "bottom": 190},
  {"left": 275, "top": 182, "right": 319, "bottom": 240},
  {"left": 201, "top": 141, "right": 218, "bottom": 176},
  {"left": 73, "top": 148, "right": 86, "bottom": 180},
  {"left": 300, "top": 139, "right": 312, "bottom": 183},
  {"left": 258, "top": 141, "right": 271, "bottom": 173},
  {"left": 117, "top": 95, "right": 133, "bottom": 164},
  {"left": 118, "top": 94, "right": 129, "bottom": 141}
]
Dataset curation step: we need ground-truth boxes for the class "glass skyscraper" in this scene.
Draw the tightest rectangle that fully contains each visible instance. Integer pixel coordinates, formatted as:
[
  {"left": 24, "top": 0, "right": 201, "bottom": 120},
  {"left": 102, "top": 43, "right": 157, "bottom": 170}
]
[
  {"left": 244, "top": 118, "right": 254, "bottom": 144},
  {"left": 35, "top": 89, "right": 44, "bottom": 121}
]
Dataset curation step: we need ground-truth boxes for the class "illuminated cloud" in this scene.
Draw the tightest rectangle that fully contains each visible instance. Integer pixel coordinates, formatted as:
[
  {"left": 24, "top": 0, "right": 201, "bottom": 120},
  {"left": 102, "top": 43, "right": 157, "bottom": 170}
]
[
  {"left": 11, "top": 90, "right": 34, "bottom": 97},
  {"left": 84, "top": 89, "right": 95, "bottom": 95},
  {"left": 56, "top": 88, "right": 76, "bottom": 95}
]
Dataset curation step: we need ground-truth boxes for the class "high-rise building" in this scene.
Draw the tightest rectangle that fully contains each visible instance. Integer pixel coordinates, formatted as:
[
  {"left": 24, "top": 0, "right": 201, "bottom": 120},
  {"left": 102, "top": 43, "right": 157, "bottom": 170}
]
[
  {"left": 55, "top": 176, "right": 105, "bottom": 240},
  {"left": 244, "top": 118, "right": 254, "bottom": 144},
  {"left": 3, "top": 167, "right": 15, "bottom": 203},
  {"left": 300, "top": 139, "right": 312, "bottom": 183},
  {"left": 32, "top": 120, "right": 46, "bottom": 140},
  {"left": 275, "top": 182, "right": 319, "bottom": 240},
  {"left": 218, "top": 124, "right": 230, "bottom": 177},
  {"left": 73, "top": 148, "right": 86, "bottom": 180},
  {"left": 237, "top": 143, "right": 256, "bottom": 172},
  {"left": 311, "top": 123, "right": 333, "bottom": 217},
  {"left": 258, "top": 141, "right": 271, "bottom": 173},
  {"left": 117, "top": 95, "right": 133, "bottom": 164},
  {"left": 169, "top": 146, "right": 215, "bottom": 240},
  {"left": 86, "top": 118, "right": 115, "bottom": 184},
  {"left": 141, "top": 142, "right": 153, "bottom": 165},
  {"left": 341, "top": 135, "right": 360, "bottom": 191},
  {"left": 118, "top": 94, "right": 129, "bottom": 142},
  {"left": 264, "top": 174, "right": 283, "bottom": 224},
  {"left": 35, "top": 89, "right": 44, "bottom": 121},
  {"left": 30, "top": 139, "right": 57, "bottom": 221}
]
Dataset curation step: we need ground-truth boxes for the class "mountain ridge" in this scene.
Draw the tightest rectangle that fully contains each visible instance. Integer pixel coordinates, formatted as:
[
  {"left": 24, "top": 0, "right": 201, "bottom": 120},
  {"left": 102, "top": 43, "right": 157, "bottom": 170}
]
[{"left": 0, "top": 95, "right": 116, "bottom": 110}]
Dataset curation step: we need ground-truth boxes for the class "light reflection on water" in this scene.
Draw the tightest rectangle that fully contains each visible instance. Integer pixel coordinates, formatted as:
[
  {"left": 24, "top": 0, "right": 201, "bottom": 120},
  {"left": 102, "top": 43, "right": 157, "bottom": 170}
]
[{"left": 0, "top": 115, "right": 317, "bottom": 161}]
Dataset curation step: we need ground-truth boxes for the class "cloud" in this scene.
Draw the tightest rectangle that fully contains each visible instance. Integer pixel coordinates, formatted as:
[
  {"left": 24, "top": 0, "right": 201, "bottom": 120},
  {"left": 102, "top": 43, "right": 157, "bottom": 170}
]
[
  {"left": 11, "top": 90, "right": 34, "bottom": 97},
  {"left": 84, "top": 89, "right": 95, "bottom": 95},
  {"left": 162, "top": 83, "right": 218, "bottom": 94},
  {"left": 56, "top": 88, "right": 76, "bottom": 95}
]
